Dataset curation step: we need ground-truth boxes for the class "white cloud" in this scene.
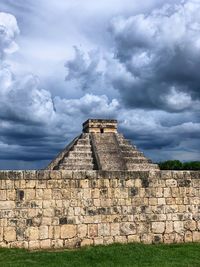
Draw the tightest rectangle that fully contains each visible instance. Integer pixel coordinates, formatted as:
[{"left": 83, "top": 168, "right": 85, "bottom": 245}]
[{"left": 0, "top": 12, "right": 19, "bottom": 59}]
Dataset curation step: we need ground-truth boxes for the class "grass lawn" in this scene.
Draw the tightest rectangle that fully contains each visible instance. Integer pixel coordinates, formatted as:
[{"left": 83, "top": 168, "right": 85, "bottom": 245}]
[{"left": 0, "top": 242, "right": 200, "bottom": 267}]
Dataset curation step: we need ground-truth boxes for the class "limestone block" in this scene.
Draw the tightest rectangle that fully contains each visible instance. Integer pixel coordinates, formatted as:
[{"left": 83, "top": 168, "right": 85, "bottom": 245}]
[
  {"left": 127, "top": 235, "right": 140, "bottom": 243},
  {"left": 155, "top": 188, "right": 163, "bottom": 197},
  {"left": 174, "top": 221, "right": 184, "bottom": 233},
  {"left": 164, "top": 188, "right": 171, "bottom": 197},
  {"left": 77, "top": 224, "right": 87, "bottom": 238},
  {"left": 110, "top": 223, "right": 120, "bottom": 236},
  {"left": 36, "top": 180, "right": 47, "bottom": 189},
  {"left": 4, "top": 227, "right": 16, "bottom": 242},
  {"left": 52, "top": 239, "right": 63, "bottom": 249},
  {"left": 149, "top": 198, "right": 157, "bottom": 206},
  {"left": 153, "top": 234, "right": 163, "bottom": 244},
  {"left": 39, "top": 226, "right": 48, "bottom": 240},
  {"left": 178, "top": 205, "right": 186, "bottom": 213},
  {"left": 25, "top": 189, "right": 35, "bottom": 200},
  {"left": 152, "top": 222, "right": 165, "bottom": 234},
  {"left": 42, "top": 189, "right": 52, "bottom": 200},
  {"left": 175, "top": 198, "right": 183, "bottom": 205},
  {"left": 165, "top": 221, "right": 173, "bottom": 233},
  {"left": 184, "top": 220, "right": 196, "bottom": 231},
  {"left": 29, "top": 240, "right": 40, "bottom": 250},
  {"left": 0, "top": 201, "right": 15, "bottom": 210},
  {"left": 43, "top": 200, "right": 54, "bottom": 209},
  {"left": 10, "top": 241, "right": 28, "bottom": 249},
  {"left": 0, "top": 190, "right": 6, "bottom": 200},
  {"left": 80, "top": 179, "right": 89, "bottom": 188},
  {"left": 60, "top": 170, "right": 73, "bottom": 179},
  {"left": 94, "top": 237, "right": 104, "bottom": 245},
  {"left": 140, "top": 233, "right": 153, "bottom": 244},
  {"left": 40, "top": 239, "right": 51, "bottom": 249},
  {"left": 197, "top": 221, "right": 200, "bottom": 230},
  {"left": 166, "top": 179, "right": 177, "bottom": 187},
  {"left": 0, "top": 241, "right": 10, "bottom": 248},
  {"left": 36, "top": 189, "right": 43, "bottom": 199},
  {"left": 88, "top": 224, "right": 98, "bottom": 237},
  {"left": 98, "top": 223, "right": 110, "bottom": 237},
  {"left": 174, "top": 233, "right": 184, "bottom": 243},
  {"left": 136, "top": 221, "right": 149, "bottom": 234},
  {"left": 135, "top": 179, "right": 142, "bottom": 187},
  {"left": 49, "top": 171, "right": 62, "bottom": 180},
  {"left": 60, "top": 225, "right": 77, "bottom": 239},
  {"left": 43, "top": 208, "right": 54, "bottom": 217},
  {"left": 104, "top": 237, "right": 113, "bottom": 245},
  {"left": 163, "top": 234, "right": 175, "bottom": 244},
  {"left": 171, "top": 188, "right": 179, "bottom": 197},
  {"left": 185, "top": 231, "right": 193, "bottom": 242},
  {"left": 81, "top": 238, "right": 93, "bottom": 247},
  {"left": 6, "top": 180, "right": 15, "bottom": 189},
  {"left": 157, "top": 198, "right": 166, "bottom": 205},
  {"left": 64, "top": 237, "right": 81, "bottom": 248},
  {"left": 120, "top": 222, "right": 136, "bottom": 235},
  {"left": 114, "top": 236, "right": 127, "bottom": 244},
  {"left": 166, "top": 198, "right": 176, "bottom": 205},
  {"left": 29, "top": 227, "right": 39, "bottom": 240},
  {"left": 0, "top": 227, "right": 3, "bottom": 241},
  {"left": 193, "top": 231, "right": 200, "bottom": 241},
  {"left": 25, "top": 180, "right": 36, "bottom": 189}
]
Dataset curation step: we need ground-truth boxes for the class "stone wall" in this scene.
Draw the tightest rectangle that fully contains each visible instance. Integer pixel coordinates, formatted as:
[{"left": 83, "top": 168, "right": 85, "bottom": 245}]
[{"left": 0, "top": 170, "right": 199, "bottom": 249}]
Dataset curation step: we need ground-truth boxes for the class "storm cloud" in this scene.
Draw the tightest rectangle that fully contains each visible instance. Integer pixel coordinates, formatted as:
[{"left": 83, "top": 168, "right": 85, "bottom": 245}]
[{"left": 0, "top": 0, "right": 199, "bottom": 169}]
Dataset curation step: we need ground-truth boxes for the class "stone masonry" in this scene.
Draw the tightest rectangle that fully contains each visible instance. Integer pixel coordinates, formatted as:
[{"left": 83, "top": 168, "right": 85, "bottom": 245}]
[
  {"left": 0, "top": 170, "right": 199, "bottom": 249},
  {"left": 47, "top": 119, "right": 158, "bottom": 171},
  {"left": 0, "top": 119, "right": 199, "bottom": 249}
]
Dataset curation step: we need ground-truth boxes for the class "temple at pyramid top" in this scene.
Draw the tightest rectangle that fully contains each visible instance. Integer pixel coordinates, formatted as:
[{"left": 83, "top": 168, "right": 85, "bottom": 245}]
[{"left": 46, "top": 119, "right": 159, "bottom": 171}]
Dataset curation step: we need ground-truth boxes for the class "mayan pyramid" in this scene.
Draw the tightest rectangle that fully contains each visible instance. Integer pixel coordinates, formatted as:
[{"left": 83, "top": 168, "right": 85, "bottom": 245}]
[{"left": 47, "top": 119, "right": 159, "bottom": 171}]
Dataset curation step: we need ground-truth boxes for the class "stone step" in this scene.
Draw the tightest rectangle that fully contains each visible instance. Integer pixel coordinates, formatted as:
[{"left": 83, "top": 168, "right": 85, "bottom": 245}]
[
  {"left": 59, "top": 163, "right": 94, "bottom": 170},
  {"left": 124, "top": 157, "right": 151, "bottom": 164},
  {"left": 121, "top": 151, "right": 144, "bottom": 157},
  {"left": 76, "top": 139, "right": 91, "bottom": 145},
  {"left": 119, "top": 144, "right": 137, "bottom": 151},
  {"left": 62, "top": 158, "right": 94, "bottom": 164},
  {"left": 68, "top": 151, "right": 93, "bottom": 158},
  {"left": 73, "top": 146, "right": 92, "bottom": 152},
  {"left": 126, "top": 163, "right": 159, "bottom": 170}
]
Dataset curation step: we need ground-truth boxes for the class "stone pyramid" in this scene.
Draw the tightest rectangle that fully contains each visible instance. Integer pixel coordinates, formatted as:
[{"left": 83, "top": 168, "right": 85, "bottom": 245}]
[{"left": 46, "top": 119, "right": 159, "bottom": 171}]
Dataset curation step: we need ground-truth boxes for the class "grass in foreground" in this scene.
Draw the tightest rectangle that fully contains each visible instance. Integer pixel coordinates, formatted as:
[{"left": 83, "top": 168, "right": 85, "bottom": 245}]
[{"left": 0, "top": 242, "right": 200, "bottom": 267}]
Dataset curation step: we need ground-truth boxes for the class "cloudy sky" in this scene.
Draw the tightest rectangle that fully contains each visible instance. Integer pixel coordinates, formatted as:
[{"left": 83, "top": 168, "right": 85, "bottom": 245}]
[{"left": 0, "top": 0, "right": 199, "bottom": 169}]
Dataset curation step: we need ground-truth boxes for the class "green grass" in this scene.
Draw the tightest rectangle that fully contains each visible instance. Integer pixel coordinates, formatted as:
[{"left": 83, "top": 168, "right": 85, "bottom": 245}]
[{"left": 0, "top": 243, "right": 200, "bottom": 267}]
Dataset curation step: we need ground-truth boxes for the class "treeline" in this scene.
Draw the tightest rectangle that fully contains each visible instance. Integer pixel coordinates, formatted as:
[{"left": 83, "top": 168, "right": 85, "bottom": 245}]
[{"left": 158, "top": 160, "right": 200, "bottom": 170}]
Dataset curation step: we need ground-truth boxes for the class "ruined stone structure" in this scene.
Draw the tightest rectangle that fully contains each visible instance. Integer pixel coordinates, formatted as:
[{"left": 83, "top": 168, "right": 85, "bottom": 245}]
[
  {"left": 47, "top": 119, "right": 158, "bottom": 171},
  {"left": 0, "top": 119, "right": 199, "bottom": 249}
]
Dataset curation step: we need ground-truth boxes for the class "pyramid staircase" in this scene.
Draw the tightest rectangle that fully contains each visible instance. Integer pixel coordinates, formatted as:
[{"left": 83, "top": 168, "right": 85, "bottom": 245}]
[{"left": 47, "top": 119, "right": 159, "bottom": 171}]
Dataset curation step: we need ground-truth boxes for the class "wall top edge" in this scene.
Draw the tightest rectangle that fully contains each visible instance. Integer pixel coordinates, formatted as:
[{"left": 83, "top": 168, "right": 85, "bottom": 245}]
[{"left": 0, "top": 170, "right": 199, "bottom": 180}]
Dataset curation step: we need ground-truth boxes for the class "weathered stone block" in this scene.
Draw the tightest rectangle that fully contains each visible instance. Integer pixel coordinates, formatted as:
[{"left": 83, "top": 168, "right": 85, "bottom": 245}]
[
  {"left": 60, "top": 225, "right": 77, "bottom": 239},
  {"left": 88, "top": 224, "right": 98, "bottom": 237},
  {"left": 40, "top": 239, "right": 51, "bottom": 249},
  {"left": 193, "top": 231, "right": 200, "bottom": 241},
  {"left": 81, "top": 238, "right": 93, "bottom": 247},
  {"left": 120, "top": 222, "right": 136, "bottom": 235},
  {"left": 174, "top": 221, "right": 184, "bottom": 233},
  {"left": 29, "top": 240, "right": 40, "bottom": 250},
  {"left": 4, "top": 227, "right": 16, "bottom": 242},
  {"left": 152, "top": 222, "right": 165, "bottom": 234},
  {"left": 39, "top": 226, "right": 48, "bottom": 239},
  {"left": 28, "top": 227, "right": 39, "bottom": 240}
]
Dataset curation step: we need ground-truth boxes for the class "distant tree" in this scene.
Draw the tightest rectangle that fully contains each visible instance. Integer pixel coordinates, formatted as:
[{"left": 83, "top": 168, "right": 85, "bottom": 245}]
[{"left": 158, "top": 160, "right": 200, "bottom": 170}]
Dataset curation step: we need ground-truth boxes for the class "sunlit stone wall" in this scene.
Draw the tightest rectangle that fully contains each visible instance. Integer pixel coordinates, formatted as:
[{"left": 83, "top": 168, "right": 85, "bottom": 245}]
[{"left": 0, "top": 170, "right": 199, "bottom": 249}]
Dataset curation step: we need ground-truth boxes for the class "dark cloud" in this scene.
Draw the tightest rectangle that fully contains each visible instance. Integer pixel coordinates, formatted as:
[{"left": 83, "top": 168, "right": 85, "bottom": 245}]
[
  {"left": 108, "top": 1, "right": 200, "bottom": 112},
  {"left": 0, "top": 1, "right": 200, "bottom": 169}
]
